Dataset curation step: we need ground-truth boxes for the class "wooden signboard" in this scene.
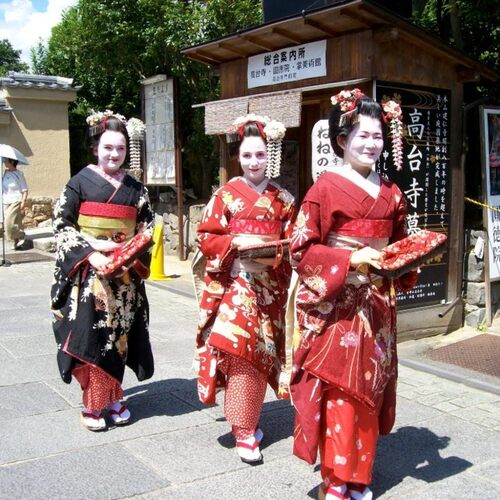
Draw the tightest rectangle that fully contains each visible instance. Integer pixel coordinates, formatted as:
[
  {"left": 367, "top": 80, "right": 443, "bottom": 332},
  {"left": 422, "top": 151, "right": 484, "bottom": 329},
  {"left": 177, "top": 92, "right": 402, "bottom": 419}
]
[{"left": 376, "top": 81, "right": 451, "bottom": 308}]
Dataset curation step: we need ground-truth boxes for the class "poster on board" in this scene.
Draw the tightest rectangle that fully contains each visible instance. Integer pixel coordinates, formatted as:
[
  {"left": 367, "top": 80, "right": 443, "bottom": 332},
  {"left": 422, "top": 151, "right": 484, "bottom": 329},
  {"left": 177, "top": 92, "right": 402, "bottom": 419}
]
[
  {"left": 376, "top": 81, "right": 451, "bottom": 308},
  {"left": 142, "top": 75, "right": 176, "bottom": 185},
  {"left": 480, "top": 106, "right": 500, "bottom": 281}
]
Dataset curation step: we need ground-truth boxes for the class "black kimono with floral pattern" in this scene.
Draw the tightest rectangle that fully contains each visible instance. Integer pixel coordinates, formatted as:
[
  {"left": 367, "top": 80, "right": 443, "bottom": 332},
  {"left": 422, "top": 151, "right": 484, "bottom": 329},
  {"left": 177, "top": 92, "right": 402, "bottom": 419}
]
[{"left": 50, "top": 166, "right": 154, "bottom": 384}]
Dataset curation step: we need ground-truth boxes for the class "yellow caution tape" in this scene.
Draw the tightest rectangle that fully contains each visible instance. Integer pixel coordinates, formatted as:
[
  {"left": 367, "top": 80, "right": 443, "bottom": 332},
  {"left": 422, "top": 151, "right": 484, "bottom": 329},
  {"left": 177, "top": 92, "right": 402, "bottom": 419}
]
[{"left": 464, "top": 196, "right": 500, "bottom": 213}]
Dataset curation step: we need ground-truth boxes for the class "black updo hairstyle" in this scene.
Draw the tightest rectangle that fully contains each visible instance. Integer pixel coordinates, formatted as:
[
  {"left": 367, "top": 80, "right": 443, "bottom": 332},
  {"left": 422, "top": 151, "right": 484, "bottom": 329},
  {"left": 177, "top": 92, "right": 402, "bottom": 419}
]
[
  {"left": 87, "top": 115, "right": 130, "bottom": 153},
  {"left": 228, "top": 121, "right": 266, "bottom": 157},
  {"left": 329, "top": 96, "right": 383, "bottom": 157}
]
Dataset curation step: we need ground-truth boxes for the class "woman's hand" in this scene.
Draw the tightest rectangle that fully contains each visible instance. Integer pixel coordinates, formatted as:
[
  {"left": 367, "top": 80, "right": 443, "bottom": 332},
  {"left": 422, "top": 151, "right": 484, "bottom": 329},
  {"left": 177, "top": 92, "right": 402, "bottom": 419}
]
[
  {"left": 88, "top": 252, "right": 113, "bottom": 273},
  {"left": 350, "top": 246, "right": 382, "bottom": 269}
]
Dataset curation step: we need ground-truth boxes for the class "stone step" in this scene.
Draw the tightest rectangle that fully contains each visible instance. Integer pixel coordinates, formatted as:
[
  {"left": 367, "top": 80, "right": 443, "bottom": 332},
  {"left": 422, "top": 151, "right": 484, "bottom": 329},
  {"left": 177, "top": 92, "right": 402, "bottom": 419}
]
[
  {"left": 32, "top": 236, "right": 56, "bottom": 252},
  {"left": 25, "top": 227, "right": 55, "bottom": 253}
]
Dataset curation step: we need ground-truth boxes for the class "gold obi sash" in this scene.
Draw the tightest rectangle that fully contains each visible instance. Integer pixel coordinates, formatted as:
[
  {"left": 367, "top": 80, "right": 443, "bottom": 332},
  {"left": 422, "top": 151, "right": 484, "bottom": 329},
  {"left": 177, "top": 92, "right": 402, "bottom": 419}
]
[{"left": 78, "top": 201, "right": 137, "bottom": 252}]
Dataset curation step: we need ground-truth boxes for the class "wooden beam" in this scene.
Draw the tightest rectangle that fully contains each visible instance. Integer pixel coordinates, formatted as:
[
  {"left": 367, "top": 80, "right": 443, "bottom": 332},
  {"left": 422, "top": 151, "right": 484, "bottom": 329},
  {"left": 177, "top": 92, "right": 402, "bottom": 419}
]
[
  {"left": 303, "top": 17, "right": 339, "bottom": 37},
  {"left": 195, "top": 49, "right": 223, "bottom": 64},
  {"left": 218, "top": 42, "right": 248, "bottom": 58},
  {"left": 242, "top": 35, "right": 276, "bottom": 52},
  {"left": 272, "top": 27, "right": 304, "bottom": 45},
  {"left": 340, "top": 7, "right": 371, "bottom": 28},
  {"left": 456, "top": 66, "right": 481, "bottom": 83}
]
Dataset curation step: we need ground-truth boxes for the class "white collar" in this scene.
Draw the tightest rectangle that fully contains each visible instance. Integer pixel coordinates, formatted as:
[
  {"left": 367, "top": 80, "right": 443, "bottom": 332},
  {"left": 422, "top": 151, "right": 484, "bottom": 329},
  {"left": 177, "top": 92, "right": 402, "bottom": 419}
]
[{"left": 241, "top": 176, "right": 269, "bottom": 193}]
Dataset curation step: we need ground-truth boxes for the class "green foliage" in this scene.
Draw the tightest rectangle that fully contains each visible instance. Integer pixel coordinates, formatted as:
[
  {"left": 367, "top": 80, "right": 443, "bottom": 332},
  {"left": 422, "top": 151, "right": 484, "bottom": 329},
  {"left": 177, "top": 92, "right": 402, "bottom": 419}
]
[
  {"left": 39, "top": 0, "right": 262, "bottom": 197},
  {"left": 0, "top": 39, "right": 29, "bottom": 76},
  {"left": 412, "top": 0, "right": 500, "bottom": 100},
  {"left": 30, "top": 40, "right": 50, "bottom": 75}
]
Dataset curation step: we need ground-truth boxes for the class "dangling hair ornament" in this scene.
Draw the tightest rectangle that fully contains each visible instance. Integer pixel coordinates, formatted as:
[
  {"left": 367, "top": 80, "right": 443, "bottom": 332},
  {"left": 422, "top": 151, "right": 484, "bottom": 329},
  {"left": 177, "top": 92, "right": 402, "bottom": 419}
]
[
  {"left": 126, "top": 118, "right": 147, "bottom": 172},
  {"left": 381, "top": 99, "right": 404, "bottom": 171},
  {"left": 331, "top": 88, "right": 364, "bottom": 126},
  {"left": 263, "top": 119, "right": 286, "bottom": 178},
  {"left": 229, "top": 113, "right": 287, "bottom": 179}
]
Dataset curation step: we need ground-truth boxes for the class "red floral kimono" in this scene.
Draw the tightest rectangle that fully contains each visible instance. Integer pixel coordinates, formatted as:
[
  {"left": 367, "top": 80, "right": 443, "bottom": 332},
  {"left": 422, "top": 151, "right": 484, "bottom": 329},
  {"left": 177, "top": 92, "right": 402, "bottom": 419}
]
[
  {"left": 195, "top": 177, "right": 296, "bottom": 404},
  {"left": 289, "top": 170, "right": 416, "bottom": 484}
]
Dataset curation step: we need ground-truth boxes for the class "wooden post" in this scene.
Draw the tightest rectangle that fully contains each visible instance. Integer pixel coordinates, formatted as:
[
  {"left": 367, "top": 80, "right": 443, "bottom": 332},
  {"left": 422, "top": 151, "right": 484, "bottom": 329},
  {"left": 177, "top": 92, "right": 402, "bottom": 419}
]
[{"left": 174, "top": 77, "right": 186, "bottom": 261}]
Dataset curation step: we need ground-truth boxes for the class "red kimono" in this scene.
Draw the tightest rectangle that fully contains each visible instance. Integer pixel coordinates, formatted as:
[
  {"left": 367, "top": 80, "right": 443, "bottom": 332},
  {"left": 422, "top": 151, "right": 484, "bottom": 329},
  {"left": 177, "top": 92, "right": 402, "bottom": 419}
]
[
  {"left": 289, "top": 170, "right": 416, "bottom": 484},
  {"left": 195, "top": 177, "right": 296, "bottom": 403}
]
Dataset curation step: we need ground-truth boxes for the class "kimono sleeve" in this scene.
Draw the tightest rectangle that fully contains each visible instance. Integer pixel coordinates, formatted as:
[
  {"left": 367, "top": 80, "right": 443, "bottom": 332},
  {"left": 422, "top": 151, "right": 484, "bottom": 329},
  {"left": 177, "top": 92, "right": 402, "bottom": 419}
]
[
  {"left": 132, "top": 185, "right": 154, "bottom": 278},
  {"left": 290, "top": 181, "right": 353, "bottom": 304},
  {"left": 52, "top": 183, "right": 94, "bottom": 278},
  {"left": 197, "top": 191, "right": 236, "bottom": 273},
  {"left": 391, "top": 189, "right": 417, "bottom": 292}
]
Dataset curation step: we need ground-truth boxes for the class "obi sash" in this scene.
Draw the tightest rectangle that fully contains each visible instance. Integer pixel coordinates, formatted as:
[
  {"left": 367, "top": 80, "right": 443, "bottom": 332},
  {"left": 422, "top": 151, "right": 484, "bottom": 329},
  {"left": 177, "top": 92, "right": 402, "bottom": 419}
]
[
  {"left": 334, "top": 217, "right": 393, "bottom": 238},
  {"left": 78, "top": 201, "right": 137, "bottom": 252},
  {"left": 229, "top": 218, "right": 281, "bottom": 273},
  {"left": 328, "top": 217, "right": 392, "bottom": 286}
]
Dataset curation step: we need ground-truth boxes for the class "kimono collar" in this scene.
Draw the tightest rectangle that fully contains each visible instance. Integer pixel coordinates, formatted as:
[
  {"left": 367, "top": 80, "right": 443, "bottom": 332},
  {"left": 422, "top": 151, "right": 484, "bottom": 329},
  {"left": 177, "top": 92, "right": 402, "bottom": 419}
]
[
  {"left": 241, "top": 176, "right": 269, "bottom": 194},
  {"left": 334, "top": 166, "right": 380, "bottom": 199}
]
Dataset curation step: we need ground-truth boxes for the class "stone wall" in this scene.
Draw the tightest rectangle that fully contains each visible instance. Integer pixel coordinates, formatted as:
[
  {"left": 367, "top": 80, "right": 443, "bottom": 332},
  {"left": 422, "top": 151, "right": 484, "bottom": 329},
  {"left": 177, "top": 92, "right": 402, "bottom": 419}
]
[
  {"left": 154, "top": 190, "right": 206, "bottom": 259},
  {"left": 22, "top": 196, "right": 54, "bottom": 228},
  {"left": 463, "top": 228, "right": 500, "bottom": 327}
]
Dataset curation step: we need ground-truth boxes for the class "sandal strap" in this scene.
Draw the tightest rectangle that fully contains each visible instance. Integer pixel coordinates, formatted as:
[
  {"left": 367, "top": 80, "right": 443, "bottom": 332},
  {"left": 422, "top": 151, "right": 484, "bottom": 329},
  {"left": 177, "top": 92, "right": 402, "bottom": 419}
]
[
  {"left": 82, "top": 411, "right": 103, "bottom": 421},
  {"left": 325, "top": 485, "right": 348, "bottom": 500},
  {"left": 109, "top": 405, "right": 127, "bottom": 417},
  {"left": 236, "top": 439, "right": 259, "bottom": 451}
]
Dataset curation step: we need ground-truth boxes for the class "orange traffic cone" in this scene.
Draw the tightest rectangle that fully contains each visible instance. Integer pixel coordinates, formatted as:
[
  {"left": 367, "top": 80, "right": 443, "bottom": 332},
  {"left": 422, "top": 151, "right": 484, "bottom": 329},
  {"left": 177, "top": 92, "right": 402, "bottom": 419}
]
[{"left": 149, "top": 223, "right": 174, "bottom": 281}]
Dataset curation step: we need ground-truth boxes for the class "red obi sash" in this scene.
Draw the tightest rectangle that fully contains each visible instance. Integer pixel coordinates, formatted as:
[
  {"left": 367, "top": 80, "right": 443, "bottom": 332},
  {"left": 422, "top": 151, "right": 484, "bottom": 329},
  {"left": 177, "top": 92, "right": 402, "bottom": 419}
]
[
  {"left": 334, "top": 218, "right": 393, "bottom": 238},
  {"left": 229, "top": 219, "right": 281, "bottom": 235},
  {"left": 79, "top": 201, "right": 137, "bottom": 221}
]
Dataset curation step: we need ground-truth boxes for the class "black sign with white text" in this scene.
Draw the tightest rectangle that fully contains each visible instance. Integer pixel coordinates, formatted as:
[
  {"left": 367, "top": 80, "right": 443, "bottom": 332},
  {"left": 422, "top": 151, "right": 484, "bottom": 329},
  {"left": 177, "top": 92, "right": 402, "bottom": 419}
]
[{"left": 376, "top": 82, "right": 450, "bottom": 308}]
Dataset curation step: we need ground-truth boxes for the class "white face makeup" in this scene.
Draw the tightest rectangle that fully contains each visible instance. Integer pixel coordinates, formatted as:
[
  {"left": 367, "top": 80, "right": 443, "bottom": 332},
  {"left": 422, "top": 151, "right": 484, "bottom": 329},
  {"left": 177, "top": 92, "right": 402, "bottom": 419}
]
[
  {"left": 339, "top": 115, "right": 384, "bottom": 176},
  {"left": 239, "top": 135, "right": 268, "bottom": 186},
  {"left": 95, "top": 130, "right": 127, "bottom": 174}
]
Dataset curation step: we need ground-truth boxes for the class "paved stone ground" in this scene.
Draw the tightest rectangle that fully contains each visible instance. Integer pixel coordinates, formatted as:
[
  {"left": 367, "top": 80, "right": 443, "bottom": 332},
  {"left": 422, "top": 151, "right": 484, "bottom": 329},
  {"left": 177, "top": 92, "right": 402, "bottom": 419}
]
[{"left": 1, "top": 257, "right": 500, "bottom": 499}]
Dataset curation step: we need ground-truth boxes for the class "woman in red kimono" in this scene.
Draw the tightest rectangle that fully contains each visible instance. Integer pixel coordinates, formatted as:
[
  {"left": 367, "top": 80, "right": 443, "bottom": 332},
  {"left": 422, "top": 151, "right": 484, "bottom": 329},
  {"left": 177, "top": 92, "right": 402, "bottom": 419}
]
[
  {"left": 289, "top": 90, "right": 416, "bottom": 499},
  {"left": 194, "top": 114, "right": 296, "bottom": 463}
]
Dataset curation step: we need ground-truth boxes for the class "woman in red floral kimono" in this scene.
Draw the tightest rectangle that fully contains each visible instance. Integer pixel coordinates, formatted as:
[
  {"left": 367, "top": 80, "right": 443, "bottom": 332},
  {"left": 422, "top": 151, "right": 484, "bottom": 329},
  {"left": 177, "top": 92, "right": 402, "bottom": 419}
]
[
  {"left": 194, "top": 114, "right": 296, "bottom": 463},
  {"left": 290, "top": 90, "right": 416, "bottom": 499}
]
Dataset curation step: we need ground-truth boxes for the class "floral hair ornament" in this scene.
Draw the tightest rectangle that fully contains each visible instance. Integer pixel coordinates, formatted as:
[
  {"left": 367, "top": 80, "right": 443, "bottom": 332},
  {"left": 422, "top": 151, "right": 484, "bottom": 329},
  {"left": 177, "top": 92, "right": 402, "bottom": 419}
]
[
  {"left": 229, "top": 114, "right": 287, "bottom": 179},
  {"left": 86, "top": 109, "right": 128, "bottom": 137},
  {"left": 381, "top": 98, "right": 404, "bottom": 171},
  {"left": 331, "top": 88, "right": 365, "bottom": 127}
]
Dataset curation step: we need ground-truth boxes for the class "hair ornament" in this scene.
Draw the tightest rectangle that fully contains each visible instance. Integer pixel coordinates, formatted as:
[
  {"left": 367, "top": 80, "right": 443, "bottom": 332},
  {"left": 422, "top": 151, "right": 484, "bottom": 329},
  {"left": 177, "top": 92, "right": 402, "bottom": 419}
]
[
  {"left": 330, "top": 88, "right": 364, "bottom": 112},
  {"left": 86, "top": 109, "right": 127, "bottom": 129},
  {"left": 229, "top": 114, "right": 287, "bottom": 179},
  {"left": 87, "top": 109, "right": 128, "bottom": 139},
  {"left": 331, "top": 88, "right": 365, "bottom": 127},
  {"left": 381, "top": 98, "right": 404, "bottom": 171}
]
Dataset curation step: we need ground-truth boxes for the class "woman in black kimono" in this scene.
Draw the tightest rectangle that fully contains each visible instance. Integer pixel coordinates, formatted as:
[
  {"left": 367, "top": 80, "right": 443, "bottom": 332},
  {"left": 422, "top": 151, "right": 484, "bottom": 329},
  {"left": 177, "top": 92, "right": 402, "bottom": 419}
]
[{"left": 51, "top": 113, "right": 154, "bottom": 431}]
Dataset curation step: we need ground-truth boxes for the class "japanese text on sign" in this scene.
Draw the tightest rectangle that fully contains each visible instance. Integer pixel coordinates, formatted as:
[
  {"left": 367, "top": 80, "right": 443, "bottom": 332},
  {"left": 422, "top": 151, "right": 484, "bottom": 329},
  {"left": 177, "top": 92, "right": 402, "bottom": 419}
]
[
  {"left": 247, "top": 40, "right": 327, "bottom": 89},
  {"left": 377, "top": 82, "right": 451, "bottom": 308},
  {"left": 311, "top": 119, "right": 342, "bottom": 180}
]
